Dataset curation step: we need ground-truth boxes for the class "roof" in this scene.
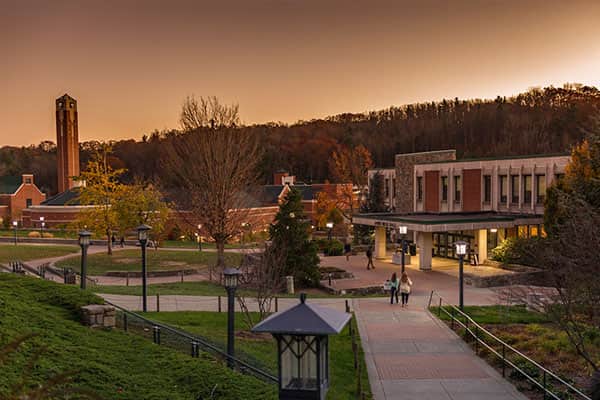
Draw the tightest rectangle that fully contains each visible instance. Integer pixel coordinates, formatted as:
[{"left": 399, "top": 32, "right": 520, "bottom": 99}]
[
  {"left": 0, "top": 176, "right": 21, "bottom": 194},
  {"left": 42, "top": 188, "right": 81, "bottom": 206},
  {"left": 415, "top": 152, "right": 570, "bottom": 165},
  {"left": 260, "top": 184, "right": 315, "bottom": 205},
  {"left": 353, "top": 211, "right": 543, "bottom": 233},
  {"left": 252, "top": 295, "right": 351, "bottom": 336}
]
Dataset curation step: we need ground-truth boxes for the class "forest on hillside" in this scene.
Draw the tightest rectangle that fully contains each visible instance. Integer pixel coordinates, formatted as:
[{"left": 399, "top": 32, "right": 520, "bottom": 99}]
[{"left": 1, "top": 84, "right": 599, "bottom": 195}]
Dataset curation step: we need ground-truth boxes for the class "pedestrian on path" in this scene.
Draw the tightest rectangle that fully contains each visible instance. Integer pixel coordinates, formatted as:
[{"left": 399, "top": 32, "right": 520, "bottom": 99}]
[
  {"left": 389, "top": 272, "right": 399, "bottom": 304},
  {"left": 344, "top": 238, "right": 352, "bottom": 261},
  {"left": 366, "top": 246, "right": 375, "bottom": 270},
  {"left": 399, "top": 271, "right": 413, "bottom": 307},
  {"left": 120, "top": 236, "right": 125, "bottom": 247}
]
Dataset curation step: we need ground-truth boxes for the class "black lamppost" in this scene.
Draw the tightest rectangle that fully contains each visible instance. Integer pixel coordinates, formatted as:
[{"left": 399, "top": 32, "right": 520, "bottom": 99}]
[
  {"left": 326, "top": 222, "right": 333, "bottom": 241},
  {"left": 39, "top": 216, "right": 45, "bottom": 238},
  {"left": 398, "top": 225, "right": 407, "bottom": 273},
  {"left": 223, "top": 267, "right": 241, "bottom": 368},
  {"left": 78, "top": 230, "right": 92, "bottom": 289},
  {"left": 455, "top": 240, "right": 468, "bottom": 311},
  {"left": 12, "top": 221, "right": 18, "bottom": 245},
  {"left": 197, "top": 224, "right": 202, "bottom": 252},
  {"left": 137, "top": 224, "right": 152, "bottom": 312},
  {"left": 252, "top": 293, "right": 351, "bottom": 400}
]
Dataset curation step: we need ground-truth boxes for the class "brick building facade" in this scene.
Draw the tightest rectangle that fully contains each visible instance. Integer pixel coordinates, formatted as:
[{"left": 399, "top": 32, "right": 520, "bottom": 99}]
[{"left": 0, "top": 174, "right": 46, "bottom": 225}]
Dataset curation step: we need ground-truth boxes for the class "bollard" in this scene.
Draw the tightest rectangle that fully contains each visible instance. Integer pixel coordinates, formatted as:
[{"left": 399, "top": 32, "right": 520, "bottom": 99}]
[
  {"left": 126, "top": 272, "right": 129, "bottom": 287},
  {"left": 328, "top": 273, "right": 332, "bottom": 286},
  {"left": 191, "top": 341, "right": 199, "bottom": 357},
  {"left": 123, "top": 314, "right": 128, "bottom": 332},
  {"left": 153, "top": 326, "right": 161, "bottom": 344},
  {"left": 156, "top": 293, "right": 160, "bottom": 312},
  {"left": 345, "top": 299, "right": 350, "bottom": 313},
  {"left": 181, "top": 270, "right": 184, "bottom": 283},
  {"left": 275, "top": 297, "right": 278, "bottom": 312},
  {"left": 218, "top": 296, "right": 222, "bottom": 313}
]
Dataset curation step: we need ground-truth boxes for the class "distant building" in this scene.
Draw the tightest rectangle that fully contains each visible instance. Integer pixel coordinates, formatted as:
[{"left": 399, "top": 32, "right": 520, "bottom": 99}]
[
  {"left": 0, "top": 174, "right": 46, "bottom": 225},
  {"left": 355, "top": 150, "right": 570, "bottom": 270},
  {"left": 367, "top": 168, "right": 396, "bottom": 211}
]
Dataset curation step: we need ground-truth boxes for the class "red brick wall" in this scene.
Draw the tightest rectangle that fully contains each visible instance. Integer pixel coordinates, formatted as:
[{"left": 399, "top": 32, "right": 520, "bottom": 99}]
[
  {"left": 462, "top": 169, "right": 482, "bottom": 212},
  {"left": 424, "top": 171, "right": 440, "bottom": 212},
  {"left": 9, "top": 184, "right": 46, "bottom": 220}
]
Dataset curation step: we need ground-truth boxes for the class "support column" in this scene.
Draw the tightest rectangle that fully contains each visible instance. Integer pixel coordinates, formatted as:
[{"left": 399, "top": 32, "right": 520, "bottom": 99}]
[
  {"left": 417, "top": 232, "right": 432, "bottom": 271},
  {"left": 374, "top": 226, "right": 387, "bottom": 259},
  {"left": 477, "top": 229, "right": 488, "bottom": 264}
]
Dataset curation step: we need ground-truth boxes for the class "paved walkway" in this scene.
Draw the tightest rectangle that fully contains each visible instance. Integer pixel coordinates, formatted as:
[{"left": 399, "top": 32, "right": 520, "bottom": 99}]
[{"left": 355, "top": 296, "right": 526, "bottom": 400}]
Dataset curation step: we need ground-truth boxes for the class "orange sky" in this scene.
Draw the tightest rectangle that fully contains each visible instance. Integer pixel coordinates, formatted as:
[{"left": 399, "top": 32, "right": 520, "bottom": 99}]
[{"left": 2, "top": 0, "right": 600, "bottom": 146}]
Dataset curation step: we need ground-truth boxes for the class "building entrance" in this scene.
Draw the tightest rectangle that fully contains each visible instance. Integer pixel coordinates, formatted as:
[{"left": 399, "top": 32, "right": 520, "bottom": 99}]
[{"left": 433, "top": 231, "right": 474, "bottom": 260}]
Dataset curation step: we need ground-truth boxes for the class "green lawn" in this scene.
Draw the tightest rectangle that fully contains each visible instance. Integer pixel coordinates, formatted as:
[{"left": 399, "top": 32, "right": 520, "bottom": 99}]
[
  {"left": 430, "top": 305, "right": 550, "bottom": 324},
  {"left": 162, "top": 240, "right": 255, "bottom": 250},
  {"left": 0, "top": 244, "right": 79, "bottom": 263},
  {"left": 56, "top": 249, "right": 243, "bottom": 276},
  {"left": 147, "top": 311, "right": 372, "bottom": 400},
  {"left": 0, "top": 274, "right": 275, "bottom": 399},
  {"left": 0, "top": 228, "right": 78, "bottom": 239}
]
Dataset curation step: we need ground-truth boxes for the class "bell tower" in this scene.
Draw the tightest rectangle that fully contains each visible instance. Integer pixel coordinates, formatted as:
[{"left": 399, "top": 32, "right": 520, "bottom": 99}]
[{"left": 55, "top": 94, "right": 80, "bottom": 193}]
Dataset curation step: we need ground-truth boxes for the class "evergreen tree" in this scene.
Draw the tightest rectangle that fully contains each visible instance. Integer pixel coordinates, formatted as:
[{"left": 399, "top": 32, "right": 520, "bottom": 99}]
[{"left": 269, "top": 188, "right": 320, "bottom": 287}]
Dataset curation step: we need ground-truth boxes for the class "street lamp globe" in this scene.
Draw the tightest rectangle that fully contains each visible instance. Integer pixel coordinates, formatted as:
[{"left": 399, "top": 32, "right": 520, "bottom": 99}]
[
  {"left": 398, "top": 225, "right": 407, "bottom": 235},
  {"left": 455, "top": 241, "right": 468, "bottom": 256},
  {"left": 136, "top": 224, "right": 152, "bottom": 243},
  {"left": 326, "top": 222, "right": 333, "bottom": 229},
  {"left": 78, "top": 230, "right": 92, "bottom": 247},
  {"left": 12, "top": 221, "right": 17, "bottom": 227},
  {"left": 223, "top": 267, "right": 242, "bottom": 290}
]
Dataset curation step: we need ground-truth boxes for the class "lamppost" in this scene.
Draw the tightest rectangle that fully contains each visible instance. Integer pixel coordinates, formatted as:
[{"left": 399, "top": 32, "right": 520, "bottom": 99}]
[
  {"left": 223, "top": 267, "right": 241, "bottom": 368},
  {"left": 78, "top": 230, "right": 92, "bottom": 289},
  {"left": 39, "top": 216, "right": 45, "bottom": 238},
  {"left": 398, "top": 225, "right": 407, "bottom": 273},
  {"left": 252, "top": 293, "right": 352, "bottom": 400},
  {"left": 137, "top": 224, "right": 152, "bottom": 312},
  {"left": 326, "top": 222, "right": 333, "bottom": 241},
  {"left": 197, "top": 224, "right": 202, "bottom": 252},
  {"left": 455, "top": 240, "right": 468, "bottom": 311},
  {"left": 12, "top": 221, "right": 18, "bottom": 245}
]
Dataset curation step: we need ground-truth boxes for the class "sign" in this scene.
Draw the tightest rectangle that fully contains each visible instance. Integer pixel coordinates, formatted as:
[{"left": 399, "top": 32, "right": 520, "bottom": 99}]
[{"left": 383, "top": 280, "right": 392, "bottom": 291}]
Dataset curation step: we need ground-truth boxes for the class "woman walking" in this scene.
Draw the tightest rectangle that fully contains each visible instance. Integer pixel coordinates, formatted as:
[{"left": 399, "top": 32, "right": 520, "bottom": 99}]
[
  {"left": 399, "top": 272, "right": 413, "bottom": 307},
  {"left": 389, "top": 272, "right": 399, "bottom": 304}
]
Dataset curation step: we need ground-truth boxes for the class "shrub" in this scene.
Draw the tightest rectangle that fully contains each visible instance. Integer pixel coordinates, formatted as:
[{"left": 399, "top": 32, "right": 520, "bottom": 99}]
[
  {"left": 323, "top": 239, "right": 344, "bottom": 256},
  {"left": 491, "top": 237, "right": 544, "bottom": 267}
]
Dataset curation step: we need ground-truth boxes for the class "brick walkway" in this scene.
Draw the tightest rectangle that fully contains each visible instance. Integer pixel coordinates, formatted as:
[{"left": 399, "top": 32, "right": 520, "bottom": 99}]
[{"left": 355, "top": 296, "right": 526, "bottom": 400}]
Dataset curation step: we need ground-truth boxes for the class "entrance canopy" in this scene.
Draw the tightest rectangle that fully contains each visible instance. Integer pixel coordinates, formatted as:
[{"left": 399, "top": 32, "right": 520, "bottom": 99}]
[{"left": 353, "top": 211, "right": 542, "bottom": 233}]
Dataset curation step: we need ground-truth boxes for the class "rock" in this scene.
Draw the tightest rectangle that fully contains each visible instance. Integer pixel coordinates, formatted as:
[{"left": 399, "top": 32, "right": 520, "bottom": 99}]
[{"left": 81, "top": 304, "right": 116, "bottom": 328}]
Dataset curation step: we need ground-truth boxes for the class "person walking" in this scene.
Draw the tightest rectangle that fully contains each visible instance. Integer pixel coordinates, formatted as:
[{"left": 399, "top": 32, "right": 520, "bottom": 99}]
[
  {"left": 389, "top": 272, "right": 399, "bottom": 304},
  {"left": 366, "top": 246, "right": 375, "bottom": 270},
  {"left": 399, "top": 272, "right": 413, "bottom": 307},
  {"left": 120, "top": 236, "right": 125, "bottom": 248},
  {"left": 344, "top": 239, "right": 352, "bottom": 262}
]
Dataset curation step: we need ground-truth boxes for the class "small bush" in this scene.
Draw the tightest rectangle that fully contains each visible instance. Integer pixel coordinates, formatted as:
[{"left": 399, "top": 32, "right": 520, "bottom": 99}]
[
  {"left": 491, "top": 237, "right": 544, "bottom": 267},
  {"left": 323, "top": 239, "right": 344, "bottom": 256},
  {"left": 27, "top": 231, "right": 41, "bottom": 238}
]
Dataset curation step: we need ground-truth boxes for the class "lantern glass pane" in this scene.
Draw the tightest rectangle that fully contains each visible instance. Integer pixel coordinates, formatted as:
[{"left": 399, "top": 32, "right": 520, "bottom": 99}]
[
  {"left": 320, "top": 337, "right": 328, "bottom": 384},
  {"left": 280, "top": 335, "right": 318, "bottom": 391},
  {"left": 224, "top": 274, "right": 238, "bottom": 289},
  {"left": 138, "top": 230, "right": 147, "bottom": 241},
  {"left": 398, "top": 226, "right": 407, "bottom": 235}
]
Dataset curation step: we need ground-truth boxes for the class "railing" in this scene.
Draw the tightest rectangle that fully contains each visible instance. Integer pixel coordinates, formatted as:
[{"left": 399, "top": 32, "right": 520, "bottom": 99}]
[
  {"left": 105, "top": 300, "right": 278, "bottom": 384},
  {"left": 428, "top": 291, "right": 591, "bottom": 400}
]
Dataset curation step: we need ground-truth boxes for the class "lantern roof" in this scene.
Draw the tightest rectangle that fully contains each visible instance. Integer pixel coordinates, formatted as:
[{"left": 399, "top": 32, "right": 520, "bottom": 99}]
[{"left": 252, "top": 294, "right": 351, "bottom": 336}]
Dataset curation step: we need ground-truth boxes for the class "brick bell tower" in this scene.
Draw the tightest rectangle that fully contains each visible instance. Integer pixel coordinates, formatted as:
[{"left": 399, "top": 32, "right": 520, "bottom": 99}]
[{"left": 55, "top": 94, "right": 80, "bottom": 193}]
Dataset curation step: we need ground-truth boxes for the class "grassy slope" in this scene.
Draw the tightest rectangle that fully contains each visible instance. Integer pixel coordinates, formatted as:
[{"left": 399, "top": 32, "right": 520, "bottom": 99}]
[
  {"left": 56, "top": 249, "right": 242, "bottom": 275},
  {"left": 0, "top": 274, "right": 275, "bottom": 399},
  {"left": 148, "top": 311, "right": 373, "bottom": 400},
  {"left": 0, "top": 244, "right": 78, "bottom": 264},
  {"left": 432, "top": 305, "right": 550, "bottom": 324}
]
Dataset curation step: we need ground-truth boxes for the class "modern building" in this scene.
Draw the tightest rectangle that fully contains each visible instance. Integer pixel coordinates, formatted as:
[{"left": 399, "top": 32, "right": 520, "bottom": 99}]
[
  {"left": 0, "top": 174, "right": 46, "bottom": 225},
  {"left": 354, "top": 150, "right": 569, "bottom": 270}
]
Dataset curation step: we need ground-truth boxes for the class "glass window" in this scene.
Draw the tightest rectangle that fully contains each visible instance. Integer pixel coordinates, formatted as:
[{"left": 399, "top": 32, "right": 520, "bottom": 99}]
[
  {"left": 518, "top": 225, "right": 528, "bottom": 238},
  {"left": 529, "top": 225, "right": 539, "bottom": 237},
  {"left": 453, "top": 175, "right": 461, "bottom": 203},
  {"left": 536, "top": 175, "right": 546, "bottom": 204},
  {"left": 483, "top": 175, "right": 491, "bottom": 203},
  {"left": 524, "top": 175, "right": 532, "bottom": 204},
  {"left": 511, "top": 175, "right": 519, "bottom": 204},
  {"left": 416, "top": 176, "right": 423, "bottom": 202},
  {"left": 25, "top": 178, "right": 32, "bottom": 184},
  {"left": 385, "top": 178, "right": 389, "bottom": 198},
  {"left": 26, "top": 199, "right": 32, "bottom": 207},
  {"left": 280, "top": 335, "right": 318, "bottom": 391},
  {"left": 441, "top": 176, "right": 448, "bottom": 201},
  {"left": 499, "top": 175, "right": 507, "bottom": 204}
]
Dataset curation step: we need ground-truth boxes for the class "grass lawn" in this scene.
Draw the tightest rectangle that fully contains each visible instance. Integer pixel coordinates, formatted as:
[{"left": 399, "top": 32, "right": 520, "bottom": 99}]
[
  {"left": 0, "top": 243, "right": 79, "bottom": 263},
  {"left": 162, "top": 240, "right": 256, "bottom": 250},
  {"left": 0, "top": 274, "right": 275, "bottom": 399},
  {"left": 56, "top": 249, "right": 243, "bottom": 275},
  {"left": 430, "top": 304, "right": 596, "bottom": 397},
  {"left": 147, "top": 311, "right": 372, "bottom": 400}
]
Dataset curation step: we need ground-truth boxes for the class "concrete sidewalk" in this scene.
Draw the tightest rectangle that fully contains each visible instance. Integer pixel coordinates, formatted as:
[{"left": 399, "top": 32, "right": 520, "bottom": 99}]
[{"left": 355, "top": 295, "right": 526, "bottom": 400}]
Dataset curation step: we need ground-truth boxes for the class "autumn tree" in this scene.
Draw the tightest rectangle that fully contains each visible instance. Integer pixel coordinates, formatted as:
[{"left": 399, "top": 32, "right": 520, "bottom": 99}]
[
  {"left": 163, "top": 96, "right": 261, "bottom": 270},
  {"left": 75, "top": 146, "right": 125, "bottom": 255},
  {"left": 328, "top": 144, "right": 373, "bottom": 217}
]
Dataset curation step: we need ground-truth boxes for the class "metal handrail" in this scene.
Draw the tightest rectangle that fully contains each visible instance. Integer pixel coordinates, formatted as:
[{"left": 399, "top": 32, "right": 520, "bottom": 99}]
[
  {"left": 428, "top": 290, "right": 591, "bottom": 400},
  {"left": 105, "top": 300, "right": 278, "bottom": 383}
]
